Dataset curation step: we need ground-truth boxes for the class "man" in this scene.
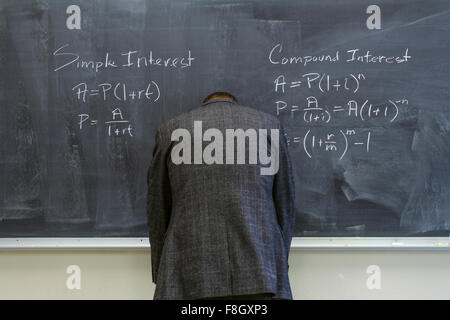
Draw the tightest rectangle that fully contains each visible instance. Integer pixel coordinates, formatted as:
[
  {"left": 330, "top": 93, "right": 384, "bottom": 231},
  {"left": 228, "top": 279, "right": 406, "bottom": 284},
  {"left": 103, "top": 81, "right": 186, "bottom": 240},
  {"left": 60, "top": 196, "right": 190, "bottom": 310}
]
[{"left": 147, "top": 92, "right": 295, "bottom": 300}]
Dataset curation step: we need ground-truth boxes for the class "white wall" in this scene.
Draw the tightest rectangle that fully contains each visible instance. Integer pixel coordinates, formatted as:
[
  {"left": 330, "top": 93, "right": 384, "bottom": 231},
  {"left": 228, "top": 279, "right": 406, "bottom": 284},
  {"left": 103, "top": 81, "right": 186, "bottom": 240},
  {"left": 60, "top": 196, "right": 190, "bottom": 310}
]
[{"left": 0, "top": 249, "right": 448, "bottom": 299}]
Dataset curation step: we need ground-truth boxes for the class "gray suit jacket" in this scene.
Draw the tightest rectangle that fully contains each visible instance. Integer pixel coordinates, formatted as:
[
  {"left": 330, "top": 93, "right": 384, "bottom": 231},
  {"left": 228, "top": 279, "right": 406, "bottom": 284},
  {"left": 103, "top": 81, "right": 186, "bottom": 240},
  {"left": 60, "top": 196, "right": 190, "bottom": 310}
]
[{"left": 147, "top": 98, "right": 295, "bottom": 300}]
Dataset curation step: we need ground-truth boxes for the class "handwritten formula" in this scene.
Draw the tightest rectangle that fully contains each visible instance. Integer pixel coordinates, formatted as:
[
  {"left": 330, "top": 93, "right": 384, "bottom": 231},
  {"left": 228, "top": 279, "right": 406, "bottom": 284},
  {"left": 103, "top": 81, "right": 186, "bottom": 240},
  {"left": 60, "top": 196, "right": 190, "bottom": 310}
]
[
  {"left": 269, "top": 44, "right": 412, "bottom": 160},
  {"left": 53, "top": 44, "right": 196, "bottom": 138}
]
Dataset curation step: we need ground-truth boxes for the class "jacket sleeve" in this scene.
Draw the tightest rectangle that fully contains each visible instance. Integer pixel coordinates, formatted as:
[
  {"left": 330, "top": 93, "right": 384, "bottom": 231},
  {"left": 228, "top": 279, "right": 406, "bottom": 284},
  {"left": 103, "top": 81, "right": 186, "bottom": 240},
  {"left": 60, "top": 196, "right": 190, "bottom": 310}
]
[
  {"left": 273, "top": 124, "right": 296, "bottom": 258},
  {"left": 147, "top": 128, "right": 172, "bottom": 284}
]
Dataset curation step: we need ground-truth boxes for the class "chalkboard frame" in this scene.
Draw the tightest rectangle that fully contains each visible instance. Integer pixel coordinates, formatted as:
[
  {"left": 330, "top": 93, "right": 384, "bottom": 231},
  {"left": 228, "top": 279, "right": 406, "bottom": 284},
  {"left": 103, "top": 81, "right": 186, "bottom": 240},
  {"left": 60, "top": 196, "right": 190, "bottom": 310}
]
[
  {"left": 0, "top": 237, "right": 448, "bottom": 250},
  {"left": 1, "top": 0, "right": 450, "bottom": 239}
]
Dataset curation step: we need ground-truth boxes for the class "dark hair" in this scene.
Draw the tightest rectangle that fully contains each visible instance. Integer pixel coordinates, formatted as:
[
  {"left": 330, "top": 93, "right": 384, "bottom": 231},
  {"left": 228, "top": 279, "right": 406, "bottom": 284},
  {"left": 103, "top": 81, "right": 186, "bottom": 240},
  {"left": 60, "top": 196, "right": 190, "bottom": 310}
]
[{"left": 203, "top": 92, "right": 238, "bottom": 103}]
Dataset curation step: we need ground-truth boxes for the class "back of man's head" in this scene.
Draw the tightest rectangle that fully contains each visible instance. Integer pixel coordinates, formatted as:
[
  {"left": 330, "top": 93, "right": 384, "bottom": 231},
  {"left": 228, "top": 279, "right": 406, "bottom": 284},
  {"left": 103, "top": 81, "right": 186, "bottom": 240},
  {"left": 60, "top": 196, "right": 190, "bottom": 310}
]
[{"left": 203, "top": 92, "right": 238, "bottom": 104}]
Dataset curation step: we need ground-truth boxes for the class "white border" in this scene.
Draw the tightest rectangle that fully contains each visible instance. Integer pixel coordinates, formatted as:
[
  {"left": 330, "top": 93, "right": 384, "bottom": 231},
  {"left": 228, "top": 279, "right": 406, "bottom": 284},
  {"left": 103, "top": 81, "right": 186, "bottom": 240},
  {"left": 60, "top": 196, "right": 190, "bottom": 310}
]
[{"left": 0, "top": 237, "right": 448, "bottom": 250}]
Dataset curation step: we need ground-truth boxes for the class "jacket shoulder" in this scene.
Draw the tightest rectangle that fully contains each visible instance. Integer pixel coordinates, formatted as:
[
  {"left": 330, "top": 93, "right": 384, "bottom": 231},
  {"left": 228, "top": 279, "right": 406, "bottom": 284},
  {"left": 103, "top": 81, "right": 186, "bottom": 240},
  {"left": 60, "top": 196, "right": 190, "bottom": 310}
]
[
  {"left": 234, "top": 104, "right": 281, "bottom": 126},
  {"left": 156, "top": 103, "right": 281, "bottom": 137},
  {"left": 155, "top": 109, "right": 194, "bottom": 138}
]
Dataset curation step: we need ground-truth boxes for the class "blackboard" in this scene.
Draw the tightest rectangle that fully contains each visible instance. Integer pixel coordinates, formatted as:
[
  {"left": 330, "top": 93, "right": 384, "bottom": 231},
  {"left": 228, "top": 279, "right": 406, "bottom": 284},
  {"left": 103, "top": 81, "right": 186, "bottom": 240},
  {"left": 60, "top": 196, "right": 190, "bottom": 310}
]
[{"left": 1, "top": 0, "right": 449, "bottom": 238}]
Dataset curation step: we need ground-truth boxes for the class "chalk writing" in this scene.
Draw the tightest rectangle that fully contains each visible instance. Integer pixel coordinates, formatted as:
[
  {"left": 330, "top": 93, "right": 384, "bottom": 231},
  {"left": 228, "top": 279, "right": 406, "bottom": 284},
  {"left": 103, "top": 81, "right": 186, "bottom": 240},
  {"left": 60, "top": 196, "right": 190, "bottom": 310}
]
[
  {"left": 274, "top": 73, "right": 366, "bottom": 93},
  {"left": 51, "top": 42, "right": 196, "bottom": 138},
  {"left": 276, "top": 96, "right": 406, "bottom": 123},
  {"left": 54, "top": 44, "right": 196, "bottom": 72},
  {"left": 268, "top": 43, "right": 411, "bottom": 66},
  {"left": 286, "top": 129, "right": 371, "bottom": 160},
  {"left": 269, "top": 43, "right": 413, "bottom": 160},
  {"left": 72, "top": 81, "right": 160, "bottom": 103},
  {"left": 78, "top": 108, "right": 134, "bottom": 137}
]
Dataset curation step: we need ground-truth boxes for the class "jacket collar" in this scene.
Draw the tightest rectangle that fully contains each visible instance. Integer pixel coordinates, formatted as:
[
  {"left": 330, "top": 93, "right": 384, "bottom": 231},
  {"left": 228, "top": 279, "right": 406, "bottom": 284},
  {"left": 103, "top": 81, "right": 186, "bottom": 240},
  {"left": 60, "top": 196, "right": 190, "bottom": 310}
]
[{"left": 201, "top": 97, "right": 237, "bottom": 106}]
